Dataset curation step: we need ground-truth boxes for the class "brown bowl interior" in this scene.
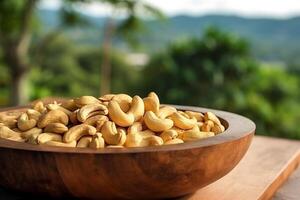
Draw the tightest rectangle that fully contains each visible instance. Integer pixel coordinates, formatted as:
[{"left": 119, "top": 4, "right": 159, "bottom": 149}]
[{"left": 0, "top": 105, "right": 255, "bottom": 199}]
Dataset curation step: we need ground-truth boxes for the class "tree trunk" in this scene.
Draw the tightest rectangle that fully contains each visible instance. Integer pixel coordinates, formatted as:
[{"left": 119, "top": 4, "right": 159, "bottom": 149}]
[
  {"left": 11, "top": 71, "right": 29, "bottom": 106},
  {"left": 100, "top": 18, "right": 115, "bottom": 96}
]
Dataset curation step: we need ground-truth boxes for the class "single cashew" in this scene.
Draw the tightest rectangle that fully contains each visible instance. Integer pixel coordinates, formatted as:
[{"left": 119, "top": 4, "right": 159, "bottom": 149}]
[
  {"left": 160, "top": 130, "right": 179, "bottom": 142},
  {"left": 17, "top": 113, "right": 37, "bottom": 131},
  {"left": 143, "top": 135, "right": 164, "bottom": 146},
  {"left": 37, "top": 133, "right": 62, "bottom": 144},
  {"left": 0, "top": 111, "right": 21, "bottom": 122},
  {"left": 96, "top": 116, "right": 109, "bottom": 131},
  {"left": 46, "top": 103, "right": 72, "bottom": 116},
  {"left": 26, "top": 109, "right": 41, "bottom": 121},
  {"left": 77, "top": 103, "right": 108, "bottom": 122},
  {"left": 37, "top": 110, "right": 69, "bottom": 128},
  {"left": 201, "top": 120, "right": 214, "bottom": 132},
  {"left": 125, "top": 122, "right": 157, "bottom": 147},
  {"left": 84, "top": 115, "right": 108, "bottom": 127},
  {"left": 0, "top": 119, "right": 17, "bottom": 129},
  {"left": 0, "top": 126, "right": 21, "bottom": 139},
  {"left": 157, "top": 106, "right": 177, "bottom": 119},
  {"left": 169, "top": 111, "right": 197, "bottom": 130},
  {"left": 143, "top": 92, "right": 160, "bottom": 113},
  {"left": 181, "top": 130, "right": 215, "bottom": 141},
  {"left": 27, "top": 132, "right": 40, "bottom": 144},
  {"left": 21, "top": 127, "right": 42, "bottom": 140},
  {"left": 32, "top": 101, "right": 47, "bottom": 113},
  {"left": 74, "top": 96, "right": 100, "bottom": 107},
  {"left": 165, "top": 138, "right": 184, "bottom": 145},
  {"left": 61, "top": 99, "right": 78, "bottom": 111},
  {"left": 7, "top": 135, "right": 25, "bottom": 142},
  {"left": 185, "top": 111, "right": 204, "bottom": 122},
  {"left": 144, "top": 111, "right": 173, "bottom": 132},
  {"left": 112, "top": 94, "right": 132, "bottom": 112},
  {"left": 211, "top": 123, "right": 225, "bottom": 134},
  {"left": 101, "top": 121, "right": 127, "bottom": 145},
  {"left": 70, "top": 110, "right": 79, "bottom": 124},
  {"left": 63, "top": 124, "right": 96, "bottom": 143},
  {"left": 108, "top": 100, "right": 135, "bottom": 127},
  {"left": 89, "top": 133, "right": 105, "bottom": 149},
  {"left": 44, "top": 141, "right": 77, "bottom": 148},
  {"left": 128, "top": 96, "right": 144, "bottom": 121},
  {"left": 99, "top": 94, "right": 115, "bottom": 102},
  {"left": 77, "top": 136, "right": 93, "bottom": 148},
  {"left": 204, "top": 112, "right": 221, "bottom": 125},
  {"left": 44, "top": 123, "right": 68, "bottom": 134}
]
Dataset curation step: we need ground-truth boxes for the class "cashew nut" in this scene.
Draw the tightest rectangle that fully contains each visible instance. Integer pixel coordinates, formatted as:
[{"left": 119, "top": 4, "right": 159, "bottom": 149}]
[
  {"left": 84, "top": 115, "right": 108, "bottom": 127},
  {"left": 26, "top": 109, "right": 41, "bottom": 121},
  {"left": 112, "top": 94, "right": 132, "bottom": 112},
  {"left": 99, "top": 94, "right": 115, "bottom": 102},
  {"left": 128, "top": 95, "right": 144, "bottom": 121},
  {"left": 44, "top": 123, "right": 68, "bottom": 134},
  {"left": 211, "top": 123, "right": 225, "bottom": 134},
  {"left": 32, "top": 101, "right": 47, "bottom": 113},
  {"left": 44, "top": 140, "right": 77, "bottom": 148},
  {"left": 37, "top": 110, "right": 69, "bottom": 128},
  {"left": 157, "top": 106, "right": 177, "bottom": 119},
  {"left": 144, "top": 111, "right": 173, "bottom": 132},
  {"left": 143, "top": 92, "right": 160, "bottom": 113},
  {"left": 185, "top": 111, "right": 204, "bottom": 122},
  {"left": 77, "top": 103, "right": 108, "bottom": 122},
  {"left": 89, "top": 133, "right": 105, "bottom": 149},
  {"left": 27, "top": 132, "right": 40, "bottom": 144},
  {"left": 125, "top": 122, "right": 158, "bottom": 147},
  {"left": 46, "top": 103, "right": 72, "bottom": 116},
  {"left": 101, "top": 121, "right": 127, "bottom": 145},
  {"left": 17, "top": 113, "right": 37, "bottom": 131},
  {"left": 77, "top": 136, "right": 93, "bottom": 148},
  {"left": 169, "top": 111, "right": 197, "bottom": 130},
  {"left": 37, "top": 133, "right": 62, "bottom": 144},
  {"left": 95, "top": 116, "right": 109, "bottom": 131},
  {"left": 165, "top": 138, "right": 184, "bottom": 145},
  {"left": 201, "top": 120, "right": 214, "bottom": 132},
  {"left": 108, "top": 100, "right": 135, "bottom": 127},
  {"left": 181, "top": 130, "right": 215, "bottom": 141},
  {"left": 63, "top": 124, "right": 96, "bottom": 143},
  {"left": 204, "top": 112, "right": 221, "bottom": 125},
  {"left": 74, "top": 96, "right": 100, "bottom": 107},
  {"left": 61, "top": 99, "right": 78, "bottom": 111},
  {"left": 21, "top": 127, "right": 42, "bottom": 140},
  {"left": 160, "top": 129, "right": 178, "bottom": 142},
  {"left": 0, "top": 126, "right": 21, "bottom": 139}
]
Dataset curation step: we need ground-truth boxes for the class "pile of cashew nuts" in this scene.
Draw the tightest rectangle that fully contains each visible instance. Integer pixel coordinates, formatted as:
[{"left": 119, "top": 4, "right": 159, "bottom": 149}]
[{"left": 0, "top": 92, "right": 225, "bottom": 148}]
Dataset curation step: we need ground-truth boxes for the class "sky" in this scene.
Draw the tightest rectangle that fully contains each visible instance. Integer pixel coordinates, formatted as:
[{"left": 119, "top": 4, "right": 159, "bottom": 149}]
[{"left": 39, "top": 0, "right": 300, "bottom": 18}]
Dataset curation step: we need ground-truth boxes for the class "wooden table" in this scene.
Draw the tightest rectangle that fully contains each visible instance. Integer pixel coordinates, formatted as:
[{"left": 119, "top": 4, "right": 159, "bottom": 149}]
[{"left": 0, "top": 136, "right": 299, "bottom": 200}]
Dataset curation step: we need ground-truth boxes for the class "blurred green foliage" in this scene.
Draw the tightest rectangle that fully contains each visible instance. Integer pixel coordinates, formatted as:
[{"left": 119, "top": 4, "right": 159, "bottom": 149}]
[{"left": 138, "top": 28, "right": 300, "bottom": 139}]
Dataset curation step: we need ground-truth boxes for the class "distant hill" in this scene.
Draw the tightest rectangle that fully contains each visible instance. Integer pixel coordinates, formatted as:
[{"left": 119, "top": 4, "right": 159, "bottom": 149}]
[{"left": 37, "top": 9, "right": 300, "bottom": 63}]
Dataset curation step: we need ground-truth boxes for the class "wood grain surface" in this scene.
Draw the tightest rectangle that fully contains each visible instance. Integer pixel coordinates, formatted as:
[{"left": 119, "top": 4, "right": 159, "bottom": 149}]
[
  {"left": 182, "top": 136, "right": 300, "bottom": 200},
  {"left": 272, "top": 165, "right": 300, "bottom": 200}
]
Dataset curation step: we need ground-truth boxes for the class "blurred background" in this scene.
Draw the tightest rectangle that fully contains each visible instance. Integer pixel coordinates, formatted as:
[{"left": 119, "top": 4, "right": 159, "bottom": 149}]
[{"left": 0, "top": 0, "right": 300, "bottom": 139}]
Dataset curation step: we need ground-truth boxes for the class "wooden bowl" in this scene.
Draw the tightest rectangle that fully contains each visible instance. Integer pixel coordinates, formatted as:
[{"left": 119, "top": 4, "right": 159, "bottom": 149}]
[{"left": 0, "top": 105, "right": 255, "bottom": 199}]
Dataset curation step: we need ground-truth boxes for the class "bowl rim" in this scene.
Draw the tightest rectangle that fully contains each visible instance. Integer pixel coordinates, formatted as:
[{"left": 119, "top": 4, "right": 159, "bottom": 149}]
[{"left": 0, "top": 105, "right": 255, "bottom": 154}]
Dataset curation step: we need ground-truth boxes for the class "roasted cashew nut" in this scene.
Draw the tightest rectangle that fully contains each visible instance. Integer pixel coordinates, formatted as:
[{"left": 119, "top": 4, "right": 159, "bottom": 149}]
[
  {"left": 46, "top": 103, "right": 72, "bottom": 116},
  {"left": 204, "top": 112, "right": 221, "bottom": 125},
  {"left": 44, "top": 141, "right": 77, "bottom": 147},
  {"left": 108, "top": 100, "right": 135, "bottom": 127},
  {"left": 77, "top": 103, "right": 108, "bottom": 122},
  {"left": 125, "top": 122, "right": 157, "bottom": 147},
  {"left": 84, "top": 115, "right": 108, "bottom": 127},
  {"left": 201, "top": 120, "right": 214, "bottom": 132},
  {"left": 17, "top": 113, "right": 37, "bottom": 131},
  {"left": 32, "top": 101, "right": 47, "bottom": 113},
  {"left": 143, "top": 92, "right": 160, "bottom": 114},
  {"left": 169, "top": 111, "right": 197, "bottom": 130},
  {"left": 21, "top": 127, "right": 42, "bottom": 140},
  {"left": 63, "top": 124, "right": 96, "bottom": 143},
  {"left": 74, "top": 96, "right": 100, "bottom": 107},
  {"left": 0, "top": 126, "right": 21, "bottom": 139},
  {"left": 44, "top": 123, "right": 68, "bottom": 134},
  {"left": 160, "top": 130, "right": 179, "bottom": 142},
  {"left": 37, "top": 133, "right": 62, "bottom": 144},
  {"left": 77, "top": 136, "right": 93, "bottom": 148},
  {"left": 112, "top": 94, "right": 132, "bottom": 112},
  {"left": 181, "top": 130, "right": 214, "bottom": 141},
  {"left": 144, "top": 111, "right": 173, "bottom": 132},
  {"left": 37, "top": 110, "right": 69, "bottom": 128},
  {"left": 211, "top": 123, "right": 225, "bottom": 134},
  {"left": 185, "top": 111, "right": 204, "bottom": 122},
  {"left": 61, "top": 99, "right": 78, "bottom": 111},
  {"left": 26, "top": 109, "right": 41, "bottom": 121},
  {"left": 101, "top": 121, "right": 126, "bottom": 145},
  {"left": 89, "top": 133, "right": 105, "bottom": 149},
  {"left": 157, "top": 106, "right": 177, "bottom": 119}
]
